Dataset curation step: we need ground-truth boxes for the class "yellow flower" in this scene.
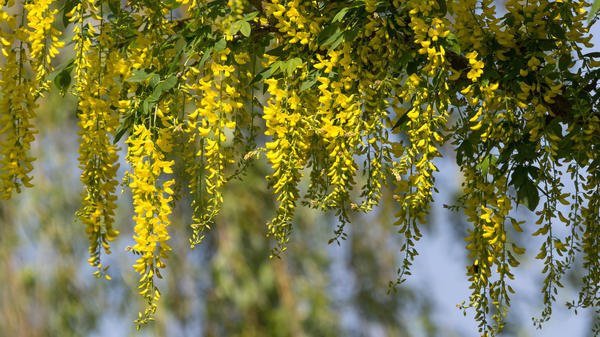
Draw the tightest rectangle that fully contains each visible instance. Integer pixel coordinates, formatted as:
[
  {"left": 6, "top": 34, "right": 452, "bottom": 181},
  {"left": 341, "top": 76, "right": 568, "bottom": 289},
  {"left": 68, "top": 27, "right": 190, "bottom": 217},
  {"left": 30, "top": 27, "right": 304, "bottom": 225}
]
[
  {"left": 466, "top": 51, "right": 484, "bottom": 82},
  {"left": 527, "top": 56, "right": 541, "bottom": 71}
]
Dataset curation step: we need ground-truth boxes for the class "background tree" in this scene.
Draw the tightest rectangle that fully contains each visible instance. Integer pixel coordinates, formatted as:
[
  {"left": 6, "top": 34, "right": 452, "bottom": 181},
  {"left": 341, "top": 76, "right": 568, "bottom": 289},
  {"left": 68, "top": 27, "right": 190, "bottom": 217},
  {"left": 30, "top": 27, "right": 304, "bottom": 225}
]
[{"left": 0, "top": 1, "right": 599, "bottom": 336}]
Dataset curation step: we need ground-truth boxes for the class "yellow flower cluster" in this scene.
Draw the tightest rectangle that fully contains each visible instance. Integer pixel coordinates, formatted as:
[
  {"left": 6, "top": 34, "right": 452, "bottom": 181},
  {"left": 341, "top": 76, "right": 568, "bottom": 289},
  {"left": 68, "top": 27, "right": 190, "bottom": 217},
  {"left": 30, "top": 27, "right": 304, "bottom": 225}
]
[
  {"left": 265, "top": 0, "right": 321, "bottom": 47},
  {"left": 412, "top": 15, "right": 449, "bottom": 75},
  {"left": 352, "top": 11, "right": 399, "bottom": 212},
  {"left": 396, "top": 2, "right": 449, "bottom": 220},
  {"left": 314, "top": 49, "right": 362, "bottom": 212},
  {"left": 448, "top": 0, "right": 486, "bottom": 51},
  {"left": 184, "top": 47, "right": 241, "bottom": 246},
  {"left": 263, "top": 77, "right": 308, "bottom": 254},
  {"left": 387, "top": 2, "right": 452, "bottom": 286},
  {"left": 464, "top": 178, "right": 513, "bottom": 284},
  {"left": 76, "top": 52, "right": 124, "bottom": 277},
  {"left": 69, "top": 1, "right": 123, "bottom": 276},
  {"left": 0, "top": 8, "right": 37, "bottom": 199},
  {"left": 459, "top": 81, "right": 502, "bottom": 142},
  {"left": 462, "top": 167, "right": 519, "bottom": 334},
  {"left": 466, "top": 51, "right": 484, "bottom": 82},
  {"left": 25, "top": 0, "right": 63, "bottom": 93},
  {"left": 175, "top": 0, "right": 197, "bottom": 7},
  {"left": 127, "top": 124, "right": 175, "bottom": 326},
  {"left": 69, "top": 1, "right": 101, "bottom": 79},
  {"left": 518, "top": 79, "right": 564, "bottom": 141}
]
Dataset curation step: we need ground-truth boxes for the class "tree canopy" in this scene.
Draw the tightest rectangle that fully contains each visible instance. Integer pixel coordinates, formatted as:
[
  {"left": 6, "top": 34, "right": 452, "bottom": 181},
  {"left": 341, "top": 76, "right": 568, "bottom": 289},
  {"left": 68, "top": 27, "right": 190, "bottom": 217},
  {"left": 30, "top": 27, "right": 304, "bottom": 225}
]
[{"left": 0, "top": 0, "right": 599, "bottom": 335}]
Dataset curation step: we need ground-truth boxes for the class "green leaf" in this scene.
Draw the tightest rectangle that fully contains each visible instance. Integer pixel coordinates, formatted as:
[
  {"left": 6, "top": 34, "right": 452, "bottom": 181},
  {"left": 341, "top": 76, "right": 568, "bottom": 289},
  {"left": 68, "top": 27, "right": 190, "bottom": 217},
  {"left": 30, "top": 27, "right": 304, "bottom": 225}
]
[
  {"left": 322, "top": 28, "right": 343, "bottom": 48},
  {"left": 510, "top": 165, "right": 528, "bottom": 188},
  {"left": 516, "top": 178, "right": 540, "bottom": 211},
  {"left": 512, "top": 165, "right": 540, "bottom": 211},
  {"left": 436, "top": 0, "right": 447, "bottom": 15},
  {"left": 265, "top": 45, "right": 286, "bottom": 57},
  {"left": 391, "top": 113, "right": 408, "bottom": 131},
  {"left": 332, "top": 7, "right": 350, "bottom": 23},
  {"left": 240, "top": 21, "right": 251, "bottom": 37},
  {"left": 583, "top": 51, "right": 600, "bottom": 58},
  {"left": 548, "top": 22, "right": 566, "bottom": 40},
  {"left": 318, "top": 23, "right": 343, "bottom": 48},
  {"left": 514, "top": 141, "right": 537, "bottom": 162},
  {"left": 114, "top": 113, "right": 136, "bottom": 143},
  {"left": 477, "top": 155, "right": 497, "bottom": 176},
  {"left": 250, "top": 61, "right": 283, "bottom": 84},
  {"left": 527, "top": 165, "right": 539, "bottom": 180},
  {"left": 48, "top": 58, "right": 74, "bottom": 81},
  {"left": 331, "top": 30, "right": 352, "bottom": 49},
  {"left": 54, "top": 69, "right": 71, "bottom": 93},
  {"left": 444, "top": 33, "right": 461, "bottom": 55},
  {"left": 244, "top": 11, "right": 259, "bottom": 21},
  {"left": 148, "top": 76, "right": 178, "bottom": 103},
  {"left": 230, "top": 21, "right": 242, "bottom": 35},
  {"left": 300, "top": 78, "right": 316, "bottom": 91},
  {"left": 126, "top": 70, "right": 153, "bottom": 83},
  {"left": 558, "top": 54, "right": 572, "bottom": 71},
  {"left": 406, "top": 59, "right": 420, "bottom": 75},
  {"left": 455, "top": 137, "right": 474, "bottom": 166},
  {"left": 285, "top": 57, "right": 303, "bottom": 76},
  {"left": 148, "top": 73, "right": 161, "bottom": 88},
  {"left": 497, "top": 141, "right": 515, "bottom": 166},
  {"left": 168, "top": 45, "right": 185, "bottom": 74},
  {"left": 300, "top": 70, "right": 319, "bottom": 91},
  {"left": 142, "top": 97, "right": 153, "bottom": 115},
  {"left": 214, "top": 38, "right": 227, "bottom": 52},
  {"left": 198, "top": 48, "right": 213, "bottom": 69},
  {"left": 161, "top": 75, "right": 178, "bottom": 91},
  {"left": 536, "top": 39, "right": 556, "bottom": 51}
]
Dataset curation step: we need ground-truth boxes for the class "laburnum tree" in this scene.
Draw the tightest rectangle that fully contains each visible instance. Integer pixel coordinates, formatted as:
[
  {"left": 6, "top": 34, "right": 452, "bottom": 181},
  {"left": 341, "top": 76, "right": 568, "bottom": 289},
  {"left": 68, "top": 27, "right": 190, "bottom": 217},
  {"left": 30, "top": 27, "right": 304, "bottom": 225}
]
[{"left": 0, "top": 0, "right": 599, "bottom": 335}]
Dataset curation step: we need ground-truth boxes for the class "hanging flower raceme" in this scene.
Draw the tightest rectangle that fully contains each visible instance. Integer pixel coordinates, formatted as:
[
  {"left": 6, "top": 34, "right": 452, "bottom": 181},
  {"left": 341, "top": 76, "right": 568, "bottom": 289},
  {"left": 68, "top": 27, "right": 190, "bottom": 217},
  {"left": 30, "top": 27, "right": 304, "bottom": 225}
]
[
  {"left": 390, "top": 3, "right": 450, "bottom": 286},
  {"left": 263, "top": 77, "right": 309, "bottom": 256},
  {"left": 352, "top": 13, "right": 396, "bottom": 213},
  {"left": 25, "top": 0, "right": 64, "bottom": 93},
  {"left": 127, "top": 124, "right": 175, "bottom": 327},
  {"left": 186, "top": 47, "right": 240, "bottom": 247},
  {"left": 69, "top": 0, "right": 121, "bottom": 276},
  {"left": 0, "top": 5, "right": 37, "bottom": 199},
  {"left": 75, "top": 51, "right": 123, "bottom": 278},
  {"left": 315, "top": 69, "right": 362, "bottom": 214},
  {"left": 462, "top": 167, "right": 517, "bottom": 335}
]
